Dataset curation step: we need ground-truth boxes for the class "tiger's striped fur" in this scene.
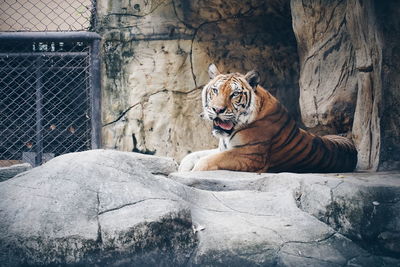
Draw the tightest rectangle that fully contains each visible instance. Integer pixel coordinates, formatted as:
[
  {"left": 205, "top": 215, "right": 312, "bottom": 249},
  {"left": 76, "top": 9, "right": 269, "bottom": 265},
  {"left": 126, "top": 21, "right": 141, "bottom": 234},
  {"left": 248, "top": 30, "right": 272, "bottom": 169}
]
[{"left": 191, "top": 64, "right": 357, "bottom": 173}]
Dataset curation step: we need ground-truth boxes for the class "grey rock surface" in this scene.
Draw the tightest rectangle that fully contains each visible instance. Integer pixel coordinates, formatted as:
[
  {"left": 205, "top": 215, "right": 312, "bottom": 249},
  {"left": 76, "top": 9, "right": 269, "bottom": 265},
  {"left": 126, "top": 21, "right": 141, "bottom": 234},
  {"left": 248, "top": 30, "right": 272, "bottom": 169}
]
[
  {"left": 0, "top": 150, "right": 191, "bottom": 266},
  {"left": 171, "top": 171, "right": 400, "bottom": 264},
  {"left": 0, "top": 150, "right": 399, "bottom": 266}
]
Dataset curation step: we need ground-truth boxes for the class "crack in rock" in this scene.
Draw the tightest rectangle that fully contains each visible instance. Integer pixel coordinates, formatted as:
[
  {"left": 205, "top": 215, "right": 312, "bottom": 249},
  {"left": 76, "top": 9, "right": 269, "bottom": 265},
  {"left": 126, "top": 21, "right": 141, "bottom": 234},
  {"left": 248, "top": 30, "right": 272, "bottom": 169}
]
[
  {"left": 279, "top": 249, "right": 340, "bottom": 265},
  {"left": 102, "top": 89, "right": 169, "bottom": 127},
  {"left": 211, "top": 192, "right": 274, "bottom": 217},
  {"left": 171, "top": 0, "right": 263, "bottom": 88},
  {"left": 282, "top": 232, "right": 337, "bottom": 246},
  {"left": 98, "top": 197, "right": 179, "bottom": 215},
  {"left": 102, "top": 102, "right": 141, "bottom": 127},
  {"left": 96, "top": 192, "right": 103, "bottom": 246},
  {"left": 277, "top": 232, "right": 340, "bottom": 264}
]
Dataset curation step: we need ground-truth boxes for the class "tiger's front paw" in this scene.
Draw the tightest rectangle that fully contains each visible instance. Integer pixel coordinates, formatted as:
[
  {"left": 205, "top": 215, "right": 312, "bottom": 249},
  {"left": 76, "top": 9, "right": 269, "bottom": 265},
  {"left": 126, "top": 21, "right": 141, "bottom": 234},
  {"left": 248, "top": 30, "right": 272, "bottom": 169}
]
[
  {"left": 192, "top": 157, "right": 218, "bottom": 171},
  {"left": 179, "top": 155, "right": 197, "bottom": 172}
]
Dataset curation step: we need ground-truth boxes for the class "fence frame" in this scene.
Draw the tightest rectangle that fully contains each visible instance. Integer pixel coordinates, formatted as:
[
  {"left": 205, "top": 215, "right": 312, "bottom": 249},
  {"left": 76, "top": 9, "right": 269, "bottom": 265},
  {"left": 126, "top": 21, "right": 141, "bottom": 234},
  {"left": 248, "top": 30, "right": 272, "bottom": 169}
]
[{"left": 0, "top": 31, "right": 102, "bottom": 165}]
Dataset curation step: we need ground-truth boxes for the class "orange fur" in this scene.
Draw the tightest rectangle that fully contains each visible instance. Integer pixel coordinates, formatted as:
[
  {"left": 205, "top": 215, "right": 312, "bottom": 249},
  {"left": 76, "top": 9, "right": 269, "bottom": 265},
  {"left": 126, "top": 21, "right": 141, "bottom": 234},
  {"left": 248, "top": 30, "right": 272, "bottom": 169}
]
[{"left": 193, "top": 65, "right": 357, "bottom": 173}]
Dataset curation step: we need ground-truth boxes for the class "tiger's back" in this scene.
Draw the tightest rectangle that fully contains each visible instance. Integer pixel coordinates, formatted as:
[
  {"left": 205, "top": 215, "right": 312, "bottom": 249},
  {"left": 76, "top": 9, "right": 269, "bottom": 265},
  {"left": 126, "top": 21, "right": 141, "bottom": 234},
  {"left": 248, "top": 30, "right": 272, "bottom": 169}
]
[
  {"left": 262, "top": 102, "right": 357, "bottom": 173},
  {"left": 269, "top": 126, "right": 357, "bottom": 173}
]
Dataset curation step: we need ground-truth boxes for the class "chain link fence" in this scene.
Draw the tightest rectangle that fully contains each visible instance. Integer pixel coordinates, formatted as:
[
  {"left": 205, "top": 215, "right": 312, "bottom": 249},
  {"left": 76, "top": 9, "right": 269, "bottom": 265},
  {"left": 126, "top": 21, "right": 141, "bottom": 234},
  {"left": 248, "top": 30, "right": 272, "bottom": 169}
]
[
  {"left": 0, "top": 0, "right": 95, "bottom": 32},
  {"left": 0, "top": 1, "right": 101, "bottom": 167}
]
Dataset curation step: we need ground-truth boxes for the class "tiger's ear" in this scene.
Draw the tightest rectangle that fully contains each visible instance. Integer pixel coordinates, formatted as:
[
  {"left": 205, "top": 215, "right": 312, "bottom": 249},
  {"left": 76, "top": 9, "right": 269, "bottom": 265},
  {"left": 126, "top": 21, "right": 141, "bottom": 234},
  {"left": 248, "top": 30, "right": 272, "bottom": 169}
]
[
  {"left": 245, "top": 70, "right": 260, "bottom": 89},
  {"left": 208, "top": 63, "right": 220, "bottom": 79}
]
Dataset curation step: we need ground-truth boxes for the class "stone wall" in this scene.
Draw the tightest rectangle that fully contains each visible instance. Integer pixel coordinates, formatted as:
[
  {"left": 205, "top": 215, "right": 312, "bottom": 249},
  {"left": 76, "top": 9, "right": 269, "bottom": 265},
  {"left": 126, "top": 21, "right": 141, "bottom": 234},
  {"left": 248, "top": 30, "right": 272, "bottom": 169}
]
[
  {"left": 97, "top": 0, "right": 299, "bottom": 161},
  {"left": 291, "top": 0, "right": 400, "bottom": 170},
  {"left": 377, "top": 1, "right": 400, "bottom": 170}
]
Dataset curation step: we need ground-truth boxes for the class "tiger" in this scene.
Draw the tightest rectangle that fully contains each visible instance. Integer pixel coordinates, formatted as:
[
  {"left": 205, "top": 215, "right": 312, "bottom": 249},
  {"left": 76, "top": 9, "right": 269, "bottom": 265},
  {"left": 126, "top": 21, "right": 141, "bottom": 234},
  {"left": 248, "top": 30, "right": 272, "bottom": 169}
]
[{"left": 179, "top": 64, "right": 357, "bottom": 173}]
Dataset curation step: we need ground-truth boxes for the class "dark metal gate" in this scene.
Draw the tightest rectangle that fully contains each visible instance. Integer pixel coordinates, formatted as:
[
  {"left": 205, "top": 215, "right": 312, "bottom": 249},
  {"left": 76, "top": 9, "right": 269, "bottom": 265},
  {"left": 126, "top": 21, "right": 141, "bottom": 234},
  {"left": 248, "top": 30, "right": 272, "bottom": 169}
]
[{"left": 0, "top": 1, "right": 101, "bottom": 167}]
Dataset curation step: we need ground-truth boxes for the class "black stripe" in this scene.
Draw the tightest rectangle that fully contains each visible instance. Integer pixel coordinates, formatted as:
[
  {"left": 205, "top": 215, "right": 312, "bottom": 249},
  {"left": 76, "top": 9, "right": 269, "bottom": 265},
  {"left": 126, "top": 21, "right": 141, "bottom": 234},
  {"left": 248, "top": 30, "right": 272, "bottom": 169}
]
[
  {"left": 233, "top": 140, "right": 271, "bottom": 149},
  {"left": 246, "top": 91, "right": 251, "bottom": 109},
  {"left": 325, "top": 140, "right": 339, "bottom": 171},
  {"left": 236, "top": 94, "right": 242, "bottom": 102},
  {"left": 271, "top": 114, "right": 292, "bottom": 140},
  {"left": 229, "top": 124, "right": 258, "bottom": 141},
  {"left": 267, "top": 102, "right": 283, "bottom": 118},
  {"left": 269, "top": 106, "right": 285, "bottom": 124},
  {"left": 272, "top": 123, "right": 299, "bottom": 148},
  {"left": 271, "top": 134, "right": 307, "bottom": 169},
  {"left": 242, "top": 153, "right": 265, "bottom": 159},
  {"left": 328, "top": 138, "right": 348, "bottom": 172},
  {"left": 230, "top": 102, "right": 284, "bottom": 142},
  {"left": 239, "top": 153, "right": 265, "bottom": 163},
  {"left": 241, "top": 152, "right": 266, "bottom": 157},
  {"left": 292, "top": 136, "right": 321, "bottom": 170},
  {"left": 296, "top": 151, "right": 321, "bottom": 172},
  {"left": 323, "top": 136, "right": 356, "bottom": 172},
  {"left": 304, "top": 137, "right": 335, "bottom": 172},
  {"left": 241, "top": 93, "right": 247, "bottom": 108},
  {"left": 315, "top": 138, "right": 336, "bottom": 172}
]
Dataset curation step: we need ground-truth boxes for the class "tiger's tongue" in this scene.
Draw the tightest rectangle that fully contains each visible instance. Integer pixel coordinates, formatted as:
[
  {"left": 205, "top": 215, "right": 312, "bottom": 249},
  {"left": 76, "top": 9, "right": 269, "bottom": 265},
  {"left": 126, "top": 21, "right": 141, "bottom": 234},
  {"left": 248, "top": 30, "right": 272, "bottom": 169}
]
[{"left": 216, "top": 120, "right": 234, "bottom": 130}]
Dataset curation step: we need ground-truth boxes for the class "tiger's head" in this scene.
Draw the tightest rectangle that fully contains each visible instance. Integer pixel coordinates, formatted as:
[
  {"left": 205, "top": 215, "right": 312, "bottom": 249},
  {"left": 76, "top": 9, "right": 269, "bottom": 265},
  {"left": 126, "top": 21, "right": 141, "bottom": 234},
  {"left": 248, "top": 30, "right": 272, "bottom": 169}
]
[{"left": 202, "top": 64, "right": 260, "bottom": 137}]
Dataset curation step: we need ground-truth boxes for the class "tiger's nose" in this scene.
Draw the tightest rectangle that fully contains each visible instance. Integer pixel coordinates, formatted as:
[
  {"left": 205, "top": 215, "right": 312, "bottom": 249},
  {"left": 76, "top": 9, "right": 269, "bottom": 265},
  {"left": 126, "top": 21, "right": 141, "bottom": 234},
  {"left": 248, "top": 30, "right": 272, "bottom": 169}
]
[{"left": 213, "top": 106, "right": 226, "bottom": 114}]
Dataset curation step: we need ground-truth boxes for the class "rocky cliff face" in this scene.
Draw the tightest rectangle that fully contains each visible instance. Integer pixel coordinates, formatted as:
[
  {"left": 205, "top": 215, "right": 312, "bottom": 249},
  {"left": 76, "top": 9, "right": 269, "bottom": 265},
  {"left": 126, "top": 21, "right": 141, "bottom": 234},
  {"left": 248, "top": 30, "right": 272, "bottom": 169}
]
[
  {"left": 291, "top": 0, "right": 400, "bottom": 170},
  {"left": 98, "top": 0, "right": 399, "bottom": 170},
  {"left": 376, "top": 1, "right": 400, "bottom": 171},
  {"left": 97, "top": 0, "right": 299, "bottom": 161}
]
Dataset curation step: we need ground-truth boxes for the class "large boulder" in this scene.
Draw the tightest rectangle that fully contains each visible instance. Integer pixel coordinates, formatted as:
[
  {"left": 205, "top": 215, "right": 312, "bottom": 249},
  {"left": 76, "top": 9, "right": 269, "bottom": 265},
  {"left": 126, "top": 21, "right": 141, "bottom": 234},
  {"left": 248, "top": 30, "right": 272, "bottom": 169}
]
[
  {"left": 0, "top": 150, "right": 399, "bottom": 265},
  {"left": 0, "top": 150, "right": 194, "bottom": 266}
]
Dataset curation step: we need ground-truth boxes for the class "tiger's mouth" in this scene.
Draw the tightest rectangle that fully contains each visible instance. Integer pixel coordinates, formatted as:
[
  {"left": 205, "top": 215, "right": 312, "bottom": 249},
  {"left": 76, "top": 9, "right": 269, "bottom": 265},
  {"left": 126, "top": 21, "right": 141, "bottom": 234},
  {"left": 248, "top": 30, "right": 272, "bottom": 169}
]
[{"left": 213, "top": 118, "right": 234, "bottom": 134}]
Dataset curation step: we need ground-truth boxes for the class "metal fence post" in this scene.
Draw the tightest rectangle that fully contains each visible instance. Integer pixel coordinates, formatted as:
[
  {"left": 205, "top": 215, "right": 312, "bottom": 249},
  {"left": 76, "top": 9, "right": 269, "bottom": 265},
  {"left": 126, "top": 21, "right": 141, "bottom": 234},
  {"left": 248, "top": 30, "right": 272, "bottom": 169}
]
[
  {"left": 35, "top": 56, "right": 43, "bottom": 166},
  {"left": 90, "top": 38, "right": 101, "bottom": 149}
]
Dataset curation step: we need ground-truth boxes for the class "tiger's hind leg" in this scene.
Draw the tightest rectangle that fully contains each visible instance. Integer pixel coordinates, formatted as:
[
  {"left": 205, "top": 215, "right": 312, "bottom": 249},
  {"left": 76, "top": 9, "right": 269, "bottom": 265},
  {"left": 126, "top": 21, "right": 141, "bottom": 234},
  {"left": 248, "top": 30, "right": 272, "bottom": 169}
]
[{"left": 179, "top": 149, "right": 219, "bottom": 172}]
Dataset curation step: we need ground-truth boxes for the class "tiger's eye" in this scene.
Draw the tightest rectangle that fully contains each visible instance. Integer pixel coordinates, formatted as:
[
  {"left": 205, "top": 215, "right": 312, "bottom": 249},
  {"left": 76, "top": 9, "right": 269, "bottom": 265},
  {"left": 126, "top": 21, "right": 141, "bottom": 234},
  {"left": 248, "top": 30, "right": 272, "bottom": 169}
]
[
  {"left": 232, "top": 91, "right": 240, "bottom": 97},
  {"left": 212, "top": 87, "right": 218, "bottom": 94}
]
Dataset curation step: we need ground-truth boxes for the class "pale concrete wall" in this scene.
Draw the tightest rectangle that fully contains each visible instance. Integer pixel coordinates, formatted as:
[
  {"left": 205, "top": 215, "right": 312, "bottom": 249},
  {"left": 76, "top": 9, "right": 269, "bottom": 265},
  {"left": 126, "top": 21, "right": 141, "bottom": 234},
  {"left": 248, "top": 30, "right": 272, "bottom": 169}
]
[{"left": 0, "top": 0, "right": 92, "bottom": 31}]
